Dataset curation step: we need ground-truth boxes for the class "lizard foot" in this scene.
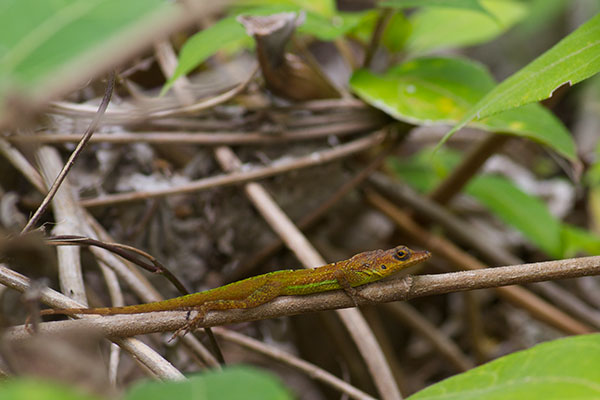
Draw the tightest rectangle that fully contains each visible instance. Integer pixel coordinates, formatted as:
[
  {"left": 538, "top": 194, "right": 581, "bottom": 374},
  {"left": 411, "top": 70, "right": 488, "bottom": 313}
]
[{"left": 168, "top": 310, "right": 205, "bottom": 342}]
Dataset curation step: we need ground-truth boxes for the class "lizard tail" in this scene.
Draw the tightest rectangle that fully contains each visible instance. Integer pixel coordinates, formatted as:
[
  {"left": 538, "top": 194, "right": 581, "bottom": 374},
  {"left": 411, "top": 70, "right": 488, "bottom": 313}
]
[
  {"left": 39, "top": 294, "right": 203, "bottom": 317},
  {"left": 40, "top": 305, "right": 146, "bottom": 316}
]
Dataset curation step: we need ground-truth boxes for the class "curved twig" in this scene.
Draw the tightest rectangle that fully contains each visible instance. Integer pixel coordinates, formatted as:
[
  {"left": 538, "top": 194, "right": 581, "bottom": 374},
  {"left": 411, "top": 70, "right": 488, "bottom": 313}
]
[
  {"left": 46, "top": 235, "right": 190, "bottom": 295},
  {"left": 21, "top": 71, "right": 115, "bottom": 234}
]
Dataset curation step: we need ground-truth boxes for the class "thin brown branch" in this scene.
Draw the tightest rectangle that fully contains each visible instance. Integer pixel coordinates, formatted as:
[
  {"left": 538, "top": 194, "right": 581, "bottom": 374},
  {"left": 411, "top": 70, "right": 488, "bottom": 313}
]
[
  {"left": 154, "top": 65, "right": 259, "bottom": 118},
  {"left": 99, "top": 263, "right": 124, "bottom": 385},
  {"left": 363, "top": 8, "right": 393, "bottom": 68},
  {"left": 0, "top": 139, "right": 46, "bottom": 192},
  {"left": 78, "top": 129, "right": 387, "bottom": 208},
  {"left": 47, "top": 97, "right": 370, "bottom": 124},
  {"left": 6, "top": 119, "right": 383, "bottom": 146},
  {"left": 429, "top": 132, "right": 510, "bottom": 205},
  {"left": 35, "top": 147, "right": 89, "bottom": 306},
  {"left": 281, "top": 98, "right": 367, "bottom": 111},
  {"left": 43, "top": 59, "right": 255, "bottom": 126},
  {"left": 463, "top": 291, "right": 487, "bottom": 363},
  {"left": 22, "top": 71, "right": 115, "bottom": 234},
  {"left": 291, "top": 36, "right": 345, "bottom": 98},
  {"left": 384, "top": 302, "right": 474, "bottom": 372}
]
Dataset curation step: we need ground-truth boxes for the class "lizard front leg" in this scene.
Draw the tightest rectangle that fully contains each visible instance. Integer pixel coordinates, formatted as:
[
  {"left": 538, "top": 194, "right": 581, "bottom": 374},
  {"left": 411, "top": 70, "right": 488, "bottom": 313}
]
[{"left": 333, "top": 269, "right": 373, "bottom": 307}]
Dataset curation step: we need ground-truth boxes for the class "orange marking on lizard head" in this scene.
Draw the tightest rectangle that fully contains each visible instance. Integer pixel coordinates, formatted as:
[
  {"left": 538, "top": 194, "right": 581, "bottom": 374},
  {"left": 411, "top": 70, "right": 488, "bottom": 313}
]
[{"left": 348, "top": 245, "right": 430, "bottom": 279}]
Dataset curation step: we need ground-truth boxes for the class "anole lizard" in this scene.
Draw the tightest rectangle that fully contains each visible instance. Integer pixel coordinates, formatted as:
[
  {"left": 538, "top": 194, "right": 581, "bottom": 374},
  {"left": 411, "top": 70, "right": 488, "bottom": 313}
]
[{"left": 39, "top": 245, "right": 430, "bottom": 335}]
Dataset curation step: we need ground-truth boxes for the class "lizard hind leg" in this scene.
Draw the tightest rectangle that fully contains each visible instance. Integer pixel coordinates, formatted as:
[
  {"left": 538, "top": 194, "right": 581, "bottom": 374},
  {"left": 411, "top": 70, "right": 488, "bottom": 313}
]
[
  {"left": 169, "top": 281, "right": 283, "bottom": 341},
  {"left": 169, "top": 308, "right": 207, "bottom": 342}
]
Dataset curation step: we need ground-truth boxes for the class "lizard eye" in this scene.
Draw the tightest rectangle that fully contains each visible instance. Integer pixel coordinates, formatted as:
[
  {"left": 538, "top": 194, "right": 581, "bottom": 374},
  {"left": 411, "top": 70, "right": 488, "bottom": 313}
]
[
  {"left": 380, "top": 265, "right": 387, "bottom": 270},
  {"left": 393, "top": 248, "right": 411, "bottom": 261}
]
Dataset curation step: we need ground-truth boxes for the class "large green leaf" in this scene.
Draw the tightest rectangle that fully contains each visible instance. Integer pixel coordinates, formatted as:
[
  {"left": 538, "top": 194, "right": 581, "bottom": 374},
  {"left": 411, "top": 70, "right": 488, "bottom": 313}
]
[
  {"left": 405, "top": 0, "right": 527, "bottom": 54},
  {"left": 235, "top": 0, "right": 337, "bottom": 17},
  {"left": 386, "top": 147, "right": 459, "bottom": 193},
  {"left": 408, "top": 334, "right": 600, "bottom": 400},
  {"left": 381, "top": 12, "right": 412, "bottom": 52},
  {"left": 382, "top": 0, "right": 493, "bottom": 17},
  {"left": 513, "top": 0, "right": 566, "bottom": 36},
  {"left": 0, "top": 378, "right": 100, "bottom": 400},
  {"left": 162, "top": 16, "right": 247, "bottom": 94},
  {"left": 0, "top": 0, "right": 164, "bottom": 84},
  {"left": 467, "top": 175, "right": 562, "bottom": 258},
  {"left": 0, "top": 0, "right": 171, "bottom": 126},
  {"left": 350, "top": 57, "right": 576, "bottom": 161},
  {"left": 298, "top": 9, "right": 367, "bottom": 40},
  {"left": 0, "top": 0, "right": 165, "bottom": 88},
  {"left": 126, "top": 366, "right": 292, "bottom": 400},
  {"left": 438, "top": 12, "right": 600, "bottom": 148},
  {"left": 561, "top": 224, "right": 600, "bottom": 258}
]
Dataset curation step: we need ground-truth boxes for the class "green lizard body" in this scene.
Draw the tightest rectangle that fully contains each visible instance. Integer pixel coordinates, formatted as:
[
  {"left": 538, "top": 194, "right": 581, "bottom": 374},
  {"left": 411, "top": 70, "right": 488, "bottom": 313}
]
[{"left": 40, "top": 245, "right": 430, "bottom": 334}]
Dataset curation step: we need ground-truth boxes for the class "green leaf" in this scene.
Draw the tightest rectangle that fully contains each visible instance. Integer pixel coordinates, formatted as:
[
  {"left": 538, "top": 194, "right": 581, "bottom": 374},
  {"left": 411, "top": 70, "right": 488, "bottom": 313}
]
[
  {"left": 0, "top": 378, "right": 100, "bottom": 400},
  {"left": 381, "top": 0, "right": 492, "bottom": 16},
  {"left": 438, "top": 12, "right": 600, "bottom": 149},
  {"left": 479, "top": 104, "right": 576, "bottom": 162},
  {"left": 284, "top": 0, "right": 336, "bottom": 17},
  {"left": 125, "top": 365, "right": 293, "bottom": 400},
  {"left": 467, "top": 175, "right": 563, "bottom": 258},
  {"left": 344, "top": 10, "right": 385, "bottom": 44},
  {"left": 161, "top": 16, "right": 247, "bottom": 95},
  {"left": 235, "top": 0, "right": 336, "bottom": 17},
  {"left": 561, "top": 224, "right": 600, "bottom": 258},
  {"left": 0, "top": 0, "right": 168, "bottom": 110},
  {"left": 233, "top": 5, "right": 365, "bottom": 40},
  {"left": 408, "top": 334, "right": 600, "bottom": 400},
  {"left": 513, "top": 0, "right": 567, "bottom": 36},
  {"left": 386, "top": 146, "right": 459, "bottom": 193},
  {"left": 381, "top": 12, "right": 412, "bottom": 52},
  {"left": 299, "top": 10, "right": 366, "bottom": 40},
  {"left": 349, "top": 57, "right": 576, "bottom": 161},
  {"left": 405, "top": 0, "right": 527, "bottom": 54}
]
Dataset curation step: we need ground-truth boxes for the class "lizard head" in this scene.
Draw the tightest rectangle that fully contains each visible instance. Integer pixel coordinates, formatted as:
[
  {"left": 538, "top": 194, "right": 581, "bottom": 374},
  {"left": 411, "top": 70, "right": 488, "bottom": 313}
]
[{"left": 349, "top": 245, "right": 430, "bottom": 279}]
